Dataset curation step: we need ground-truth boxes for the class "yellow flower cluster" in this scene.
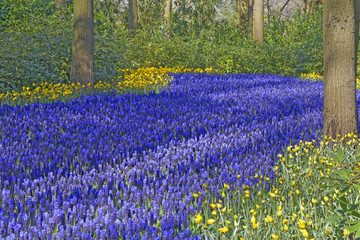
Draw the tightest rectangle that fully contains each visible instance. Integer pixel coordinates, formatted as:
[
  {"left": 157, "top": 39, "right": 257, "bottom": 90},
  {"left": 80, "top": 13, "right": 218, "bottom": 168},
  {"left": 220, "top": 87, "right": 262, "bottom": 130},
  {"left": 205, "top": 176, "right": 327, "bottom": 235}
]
[
  {"left": 300, "top": 72, "right": 360, "bottom": 88},
  {"left": 0, "top": 82, "right": 87, "bottom": 102},
  {"left": 0, "top": 67, "right": 220, "bottom": 104},
  {"left": 104, "top": 66, "right": 220, "bottom": 92},
  {"left": 193, "top": 134, "right": 360, "bottom": 239}
]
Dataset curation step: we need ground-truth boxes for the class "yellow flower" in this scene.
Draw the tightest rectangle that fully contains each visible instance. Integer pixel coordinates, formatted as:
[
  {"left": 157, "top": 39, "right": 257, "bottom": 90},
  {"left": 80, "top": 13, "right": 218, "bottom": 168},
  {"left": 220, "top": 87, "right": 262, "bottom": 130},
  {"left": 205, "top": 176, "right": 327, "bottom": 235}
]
[
  {"left": 223, "top": 183, "right": 230, "bottom": 190},
  {"left": 194, "top": 214, "right": 203, "bottom": 224},
  {"left": 251, "top": 215, "right": 256, "bottom": 224},
  {"left": 298, "top": 219, "right": 307, "bottom": 229},
  {"left": 211, "top": 210, "right": 218, "bottom": 216},
  {"left": 210, "top": 204, "right": 217, "bottom": 209},
  {"left": 218, "top": 227, "right": 229, "bottom": 234},
  {"left": 299, "top": 229, "right": 309, "bottom": 238},
  {"left": 202, "top": 183, "right": 208, "bottom": 189},
  {"left": 312, "top": 198, "right": 317, "bottom": 204},
  {"left": 324, "top": 227, "right": 329, "bottom": 235},
  {"left": 324, "top": 196, "right": 329, "bottom": 202},
  {"left": 271, "top": 234, "right": 279, "bottom": 240},
  {"left": 202, "top": 224, "right": 207, "bottom": 229},
  {"left": 252, "top": 221, "right": 259, "bottom": 230},
  {"left": 344, "top": 228, "right": 350, "bottom": 236},
  {"left": 193, "top": 193, "right": 199, "bottom": 198},
  {"left": 265, "top": 215, "right": 274, "bottom": 223},
  {"left": 207, "top": 219, "right": 216, "bottom": 225},
  {"left": 283, "top": 224, "right": 289, "bottom": 231}
]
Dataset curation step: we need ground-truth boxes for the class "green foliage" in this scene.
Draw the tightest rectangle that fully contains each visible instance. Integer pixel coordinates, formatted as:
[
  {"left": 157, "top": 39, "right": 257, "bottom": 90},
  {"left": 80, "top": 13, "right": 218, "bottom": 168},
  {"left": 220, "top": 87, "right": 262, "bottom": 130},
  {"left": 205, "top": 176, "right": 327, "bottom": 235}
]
[{"left": 0, "top": 1, "right": 348, "bottom": 93}]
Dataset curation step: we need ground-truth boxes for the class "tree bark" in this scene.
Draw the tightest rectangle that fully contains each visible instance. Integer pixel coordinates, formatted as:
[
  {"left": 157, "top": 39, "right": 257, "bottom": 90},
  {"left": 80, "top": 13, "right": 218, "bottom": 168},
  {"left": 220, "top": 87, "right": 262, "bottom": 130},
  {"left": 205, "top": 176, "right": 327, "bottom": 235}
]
[
  {"left": 70, "top": 0, "right": 94, "bottom": 89},
  {"left": 248, "top": 0, "right": 254, "bottom": 39},
  {"left": 323, "top": 0, "right": 360, "bottom": 140},
  {"left": 254, "top": 0, "right": 264, "bottom": 45},
  {"left": 128, "top": 0, "right": 138, "bottom": 36},
  {"left": 164, "top": 0, "right": 172, "bottom": 26},
  {"left": 236, "top": 0, "right": 243, "bottom": 32},
  {"left": 55, "top": 0, "right": 66, "bottom": 19},
  {"left": 55, "top": 0, "right": 66, "bottom": 8}
]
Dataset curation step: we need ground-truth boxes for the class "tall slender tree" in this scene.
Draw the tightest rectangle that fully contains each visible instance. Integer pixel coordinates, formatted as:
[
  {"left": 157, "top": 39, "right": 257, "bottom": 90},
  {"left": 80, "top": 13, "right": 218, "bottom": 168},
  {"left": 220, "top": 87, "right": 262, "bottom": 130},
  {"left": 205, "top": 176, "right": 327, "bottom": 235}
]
[
  {"left": 70, "top": 0, "right": 94, "bottom": 89},
  {"left": 164, "top": 0, "right": 172, "bottom": 26},
  {"left": 128, "top": 0, "right": 138, "bottom": 36},
  {"left": 254, "top": 0, "right": 264, "bottom": 45},
  {"left": 236, "top": 0, "right": 243, "bottom": 32},
  {"left": 55, "top": 0, "right": 66, "bottom": 19},
  {"left": 248, "top": 0, "right": 254, "bottom": 39},
  {"left": 323, "top": 0, "right": 360, "bottom": 139}
]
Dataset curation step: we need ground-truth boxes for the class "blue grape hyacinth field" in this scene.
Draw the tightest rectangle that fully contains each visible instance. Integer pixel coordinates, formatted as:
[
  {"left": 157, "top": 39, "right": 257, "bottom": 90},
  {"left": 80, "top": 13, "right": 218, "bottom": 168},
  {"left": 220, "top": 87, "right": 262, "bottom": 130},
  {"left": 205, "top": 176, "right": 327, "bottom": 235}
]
[{"left": 0, "top": 73, "right": 326, "bottom": 239}]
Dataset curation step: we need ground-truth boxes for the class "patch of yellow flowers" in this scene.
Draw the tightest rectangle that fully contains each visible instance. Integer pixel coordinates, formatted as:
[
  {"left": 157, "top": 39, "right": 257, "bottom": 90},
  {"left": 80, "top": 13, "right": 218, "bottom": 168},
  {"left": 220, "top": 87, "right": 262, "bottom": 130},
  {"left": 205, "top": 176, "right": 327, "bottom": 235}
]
[
  {"left": 192, "top": 133, "right": 360, "bottom": 239},
  {"left": 300, "top": 72, "right": 360, "bottom": 89},
  {"left": 0, "top": 67, "right": 220, "bottom": 104}
]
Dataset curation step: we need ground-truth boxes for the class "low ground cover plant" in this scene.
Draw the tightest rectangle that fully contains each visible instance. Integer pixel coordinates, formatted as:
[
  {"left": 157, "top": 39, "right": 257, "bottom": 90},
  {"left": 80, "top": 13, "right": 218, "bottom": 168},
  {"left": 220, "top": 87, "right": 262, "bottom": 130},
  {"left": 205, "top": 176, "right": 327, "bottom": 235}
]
[{"left": 0, "top": 73, "right": 327, "bottom": 239}]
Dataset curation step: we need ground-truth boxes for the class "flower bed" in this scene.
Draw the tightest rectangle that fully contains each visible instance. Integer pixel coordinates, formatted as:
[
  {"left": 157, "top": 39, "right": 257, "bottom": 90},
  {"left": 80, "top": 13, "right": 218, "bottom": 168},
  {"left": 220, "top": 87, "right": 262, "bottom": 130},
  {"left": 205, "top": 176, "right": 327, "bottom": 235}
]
[{"left": 0, "top": 73, "right": 325, "bottom": 239}]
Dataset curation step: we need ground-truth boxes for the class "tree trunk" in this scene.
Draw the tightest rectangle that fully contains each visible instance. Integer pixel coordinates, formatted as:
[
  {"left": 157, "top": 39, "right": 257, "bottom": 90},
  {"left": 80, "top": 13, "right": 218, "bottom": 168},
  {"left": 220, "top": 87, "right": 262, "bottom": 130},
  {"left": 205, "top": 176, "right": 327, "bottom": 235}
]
[
  {"left": 164, "top": 0, "right": 172, "bottom": 26},
  {"left": 55, "top": 0, "right": 66, "bottom": 19},
  {"left": 248, "top": 0, "right": 254, "bottom": 39},
  {"left": 254, "top": 0, "right": 264, "bottom": 45},
  {"left": 70, "top": 0, "right": 94, "bottom": 89},
  {"left": 323, "top": 0, "right": 360, "bottom": 140},
  {"left": 128, "top": 0, "right": 138, "bottom": 36},
  {"left": 55, "top": 0, "right": 66, "bottom": 8},
  {"left": 236, "top": 0, "right": 243, "bottom": 32}
]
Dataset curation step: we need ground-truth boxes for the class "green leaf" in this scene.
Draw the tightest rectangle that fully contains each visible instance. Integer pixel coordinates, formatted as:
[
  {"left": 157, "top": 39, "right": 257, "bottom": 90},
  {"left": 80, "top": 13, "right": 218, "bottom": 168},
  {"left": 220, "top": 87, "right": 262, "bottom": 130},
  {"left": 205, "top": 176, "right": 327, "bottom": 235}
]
[
  {"left": 354, "top": 183, "right": 360, "bottom": 191},
  {"left": 335, "top": 209, "right": 346, "bottom": 216},
  {"left": 323, "top": 215, "right": 342, "bottom": 223},
  {"left": 349, "top": 210, "right": 360, "bottom": 218},
  {"left": 348, "top": 221, "right": 360, "bottom": 234},
  {"left": 339, "top": 195, "right": 348, "bottom": 211},
  {"left": 334, "top": 168, "right": 351, "bottom": 181}
]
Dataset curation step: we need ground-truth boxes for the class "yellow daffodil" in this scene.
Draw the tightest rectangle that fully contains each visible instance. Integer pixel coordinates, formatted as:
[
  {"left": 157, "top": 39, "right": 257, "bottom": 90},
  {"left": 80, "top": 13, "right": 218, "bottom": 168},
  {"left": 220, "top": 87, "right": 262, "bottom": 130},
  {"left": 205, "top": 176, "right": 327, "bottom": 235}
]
[
  {"left": 298, "top": 219, "right": 307, "bottom": 229},
  {"left": 219, "top": 227, "right": 229, "bottom": 234},
  {"left": 271, "top": 234, "right": 279, "bottom": 240},
  {"left": 299, "top": 229, "right": 309, "bottom": 238},
  {"left": 207, "top": 219, "right": 216, "bottom": 225},
  {"left": 265, "top": 215, "right": 274, "bottom": 223},
  {"left": 194, "top": 214, "right": 203, "bottom": 224}
]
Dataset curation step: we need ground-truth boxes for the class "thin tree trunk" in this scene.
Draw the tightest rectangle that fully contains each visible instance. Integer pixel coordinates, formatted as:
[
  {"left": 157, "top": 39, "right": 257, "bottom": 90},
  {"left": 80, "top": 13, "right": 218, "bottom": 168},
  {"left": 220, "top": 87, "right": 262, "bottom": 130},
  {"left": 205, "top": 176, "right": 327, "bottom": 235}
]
[
  {"left": 55, "top": 0, "right": 66, "bottom": 8},
  {"left": 128, "top": 0, "right": 138, "bottom": 36},
  {"left": 55, "top": 0, "right": 66, "bottom": 19},
  {"left": 323, "top": 0, "right": 360, "bottom": 139},
  {"left": 280, "top": 0, "right": 290, "bottom": 15},
  {"left": 248, "top": 0, "right": 254, "bottom": 39},
  {"left": 266, "top": 0, "right": 270, "bottom": 26},
  {"left": 164, "top": 0, "right": 172, "bottom": 25},
  {"left": 304, "top": 0, "right": 308, "bottom": 14},
  {"left": 254, "top": 0, "right": 264, "bottom": 45},
  {"left": 236, "top": 0, "right": 243, "bottom": 32},
  {"left": 70, "top": 0, "right": 94, "bottom": 89}
]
